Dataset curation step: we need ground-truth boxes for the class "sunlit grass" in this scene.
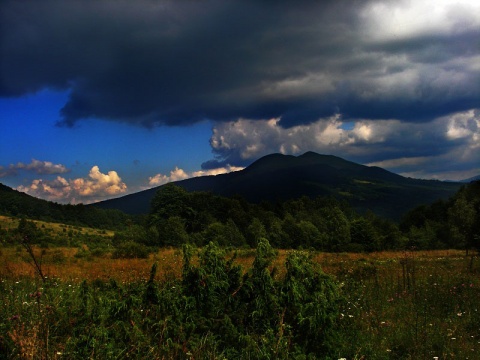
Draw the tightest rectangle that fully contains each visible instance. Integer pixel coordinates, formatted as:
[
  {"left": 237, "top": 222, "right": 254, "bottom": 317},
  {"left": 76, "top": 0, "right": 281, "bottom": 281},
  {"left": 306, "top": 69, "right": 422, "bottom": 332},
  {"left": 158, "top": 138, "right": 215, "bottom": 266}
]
[
  {"left": 0, "top": 215, "right": 114, "bottom": 237},
  {"left": 0, "top": 246, "right": 468, "bottom": 282}
]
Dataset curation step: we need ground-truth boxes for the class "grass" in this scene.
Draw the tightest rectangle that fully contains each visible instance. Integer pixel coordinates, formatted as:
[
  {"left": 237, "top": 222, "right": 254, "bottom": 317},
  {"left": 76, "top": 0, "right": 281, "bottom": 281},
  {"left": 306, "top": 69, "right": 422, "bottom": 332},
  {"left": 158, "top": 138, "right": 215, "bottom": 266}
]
[
  {"left": 7, "top": 247, "right": 458, "bottom": 283},
  {"left": 1, "top": 245, "right": 479, "bottom": 358},
  {"left": 0, "top": 215, "right": 115, "bottom": 238}
]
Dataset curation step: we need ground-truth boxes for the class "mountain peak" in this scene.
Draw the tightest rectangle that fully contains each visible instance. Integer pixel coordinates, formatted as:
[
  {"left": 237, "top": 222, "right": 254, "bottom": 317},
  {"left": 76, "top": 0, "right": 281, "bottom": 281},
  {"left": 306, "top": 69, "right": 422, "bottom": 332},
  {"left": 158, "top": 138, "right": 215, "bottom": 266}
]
[
  {"left": 245, "top": 152, "right": 359, "bottom": 173},
  {"left": 91, "top": 152, "right": 463, "bottom": 219}
]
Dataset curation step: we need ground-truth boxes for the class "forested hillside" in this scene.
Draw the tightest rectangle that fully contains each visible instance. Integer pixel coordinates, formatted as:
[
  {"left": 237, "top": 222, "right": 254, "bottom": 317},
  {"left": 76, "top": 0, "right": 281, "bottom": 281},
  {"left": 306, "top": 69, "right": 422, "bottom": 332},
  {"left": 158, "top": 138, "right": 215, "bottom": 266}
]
[
  {"left": 400, "top": 180, "right": 480, "bottom": 252},
  {"left": 0, "top": 183, "right": 132, "bottom": 230},
  {"left": 114, "top": 181, "right": 480, "bottom": 252}
]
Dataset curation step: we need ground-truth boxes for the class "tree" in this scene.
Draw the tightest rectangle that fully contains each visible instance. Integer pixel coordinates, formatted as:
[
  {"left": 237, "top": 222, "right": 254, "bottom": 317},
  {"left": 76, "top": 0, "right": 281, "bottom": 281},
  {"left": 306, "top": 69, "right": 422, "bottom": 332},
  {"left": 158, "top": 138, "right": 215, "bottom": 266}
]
[
  {"left": 159, "top": 216, "right": 189, "bottom": 247},
  {"left": 246, "top": 217, "right": 267, "bottom": 247},
  {"left": 148, "top": 184, "right": 195, "bottom": 231},
  {"left": 448, "top": 195, "right": 476, "bottom": 254},
  {"left": 297, "top": 220, "right": 324, "bottom": 250},
  {"left": 202, "top": 220, "right": 246, "bottom": 248},
  {"left": 318, "top": 206, "right": 351, "bottom": 252},
  {"left": 17, "top": 217, "right": 39, "bottom": 242},
  {"left": 350, "top": 217, "right": 380, "bottom": 252},
  {"left": 282, "top": 251, "right": 341, "bottom": 355},
  {"left": 247, "top": 238, "right": 280, "bottom": 333},
  {"left": 280, "top": 213, "right": 300, "bottom": 248}
]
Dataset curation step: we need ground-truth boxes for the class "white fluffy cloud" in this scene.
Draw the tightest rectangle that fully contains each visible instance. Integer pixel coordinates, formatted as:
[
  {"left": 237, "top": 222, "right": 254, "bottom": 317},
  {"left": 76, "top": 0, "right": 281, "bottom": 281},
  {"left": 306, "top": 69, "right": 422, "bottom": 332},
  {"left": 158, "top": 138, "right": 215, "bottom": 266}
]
[
  {"left": 445, "top": 109, "right": 479, "bottom": 142},
  {"left": 148, "top": 165, "right": 244, "bottom": 187},
  {"left": 192, "top": 165, "right": 244, "bottom": 177},
  {"left": 17, "top": 166, "right": 127, "bottom": 204},
  {"left": 209, "top": 115, "right": 395, "bottom": 163},
  {"left": 148, "top": 167, "right": 189, "bottom": 186}
]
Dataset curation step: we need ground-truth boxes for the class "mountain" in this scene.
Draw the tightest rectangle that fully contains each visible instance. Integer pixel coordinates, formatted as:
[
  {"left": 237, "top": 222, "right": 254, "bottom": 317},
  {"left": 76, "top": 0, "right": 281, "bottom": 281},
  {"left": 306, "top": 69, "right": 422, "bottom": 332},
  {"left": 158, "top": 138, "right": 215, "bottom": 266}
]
[
  {"left": 91, "top": 152, "right": 463, "bottom": 220},
  {"left": 461, "top": 175, "right": 480, "bottom": 183}
]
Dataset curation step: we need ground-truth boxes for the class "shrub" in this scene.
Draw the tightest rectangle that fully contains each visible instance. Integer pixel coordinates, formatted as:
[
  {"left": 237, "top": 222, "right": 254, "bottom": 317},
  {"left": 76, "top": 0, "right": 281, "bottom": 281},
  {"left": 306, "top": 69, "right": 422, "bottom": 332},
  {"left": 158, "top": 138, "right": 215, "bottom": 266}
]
[{"left": 111, "top": 241, "right": 151, "bottom": 259}]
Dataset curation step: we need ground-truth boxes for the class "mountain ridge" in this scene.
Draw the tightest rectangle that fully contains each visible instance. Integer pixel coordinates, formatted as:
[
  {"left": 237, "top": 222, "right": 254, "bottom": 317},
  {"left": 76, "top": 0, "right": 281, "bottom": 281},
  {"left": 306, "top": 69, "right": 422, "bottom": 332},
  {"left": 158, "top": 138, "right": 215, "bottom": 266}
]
[
  {"left": 461, "top": 175, "right": 480, "bottom": 183},
  {"left": 91, "top": 152, "right": 463, "bottom": 219}
]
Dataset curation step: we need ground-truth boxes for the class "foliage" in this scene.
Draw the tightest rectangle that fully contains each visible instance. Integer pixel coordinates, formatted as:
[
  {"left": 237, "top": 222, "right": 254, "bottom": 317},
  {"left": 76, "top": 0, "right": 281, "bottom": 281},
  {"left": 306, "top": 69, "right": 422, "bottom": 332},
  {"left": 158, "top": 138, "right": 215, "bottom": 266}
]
[
  {"left": 0, "top": 240, "right": 348, "bottom": 359},
  {"left": 142, "top": 182, "right": 480, "bottom": 252},
  {"left": 147, "top": 185, "right": 399, "bottom": 251},
  {"left": 401, "top": 181, "right": 480, "bottom": 252},
  {"left": 3, "top": 178, "right": 478, "bottom": 253},
  {"left": 2, "top": 246, "right": 480, "bottom": 359},
  {"left": 111, "top": 241, "right": 152, "bottom": 259},
  {"left": 0, "top": 183, "right": 134, "bottom": 230}
]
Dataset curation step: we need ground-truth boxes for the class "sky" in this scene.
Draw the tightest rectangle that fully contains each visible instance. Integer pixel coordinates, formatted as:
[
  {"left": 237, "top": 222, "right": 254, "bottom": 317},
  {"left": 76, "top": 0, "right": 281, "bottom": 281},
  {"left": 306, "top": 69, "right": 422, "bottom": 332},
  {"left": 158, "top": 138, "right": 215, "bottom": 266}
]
[{"left": 1, "top": 0, "right": 479, "bottom": 204}]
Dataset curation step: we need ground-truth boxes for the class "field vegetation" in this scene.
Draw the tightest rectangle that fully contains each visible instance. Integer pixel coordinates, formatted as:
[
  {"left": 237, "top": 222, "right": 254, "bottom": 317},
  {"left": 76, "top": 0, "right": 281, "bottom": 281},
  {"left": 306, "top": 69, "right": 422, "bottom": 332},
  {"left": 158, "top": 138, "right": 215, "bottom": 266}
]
[
  {"left": 1, "top": 242, "right": 479, "bottom": 359},
  {"left": 0, "top": 181, "right": 479, "bottom": 358}
]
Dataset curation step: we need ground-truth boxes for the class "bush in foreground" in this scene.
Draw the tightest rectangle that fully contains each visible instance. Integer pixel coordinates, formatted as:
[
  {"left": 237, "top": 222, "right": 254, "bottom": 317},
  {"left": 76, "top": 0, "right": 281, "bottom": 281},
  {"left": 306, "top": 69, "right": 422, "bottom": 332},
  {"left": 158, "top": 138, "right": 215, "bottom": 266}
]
[{"left": 1, "top": 240, "right": 344, "bottom": 359}]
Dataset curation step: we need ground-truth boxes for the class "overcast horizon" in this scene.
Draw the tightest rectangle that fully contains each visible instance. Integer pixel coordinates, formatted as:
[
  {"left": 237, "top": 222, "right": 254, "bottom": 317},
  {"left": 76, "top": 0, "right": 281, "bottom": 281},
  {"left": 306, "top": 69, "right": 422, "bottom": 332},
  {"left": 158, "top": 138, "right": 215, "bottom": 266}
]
[{"left": 1, "top": 0, "right": 479, "bottom": 204}]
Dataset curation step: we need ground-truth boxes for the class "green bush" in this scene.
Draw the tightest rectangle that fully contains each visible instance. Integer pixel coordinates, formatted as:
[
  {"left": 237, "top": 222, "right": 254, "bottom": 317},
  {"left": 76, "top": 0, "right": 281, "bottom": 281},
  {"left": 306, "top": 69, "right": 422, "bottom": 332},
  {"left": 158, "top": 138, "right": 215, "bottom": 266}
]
[{"left": 111, "top": 241, "right": 151, "bottom": 259}]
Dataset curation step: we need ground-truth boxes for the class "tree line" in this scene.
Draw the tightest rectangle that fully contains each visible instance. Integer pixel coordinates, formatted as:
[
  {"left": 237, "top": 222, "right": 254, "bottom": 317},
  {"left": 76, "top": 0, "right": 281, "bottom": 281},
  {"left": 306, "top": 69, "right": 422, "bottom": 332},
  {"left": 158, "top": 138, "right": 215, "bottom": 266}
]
[
  {"left": 0, "top": 183, "right": 131, "bottom": 230},
  {"left": 3, "top": 180, "right": 479, "bottom": 252},
  {"left": 115, "top": 181, "right": 480, "bottom": 252}
]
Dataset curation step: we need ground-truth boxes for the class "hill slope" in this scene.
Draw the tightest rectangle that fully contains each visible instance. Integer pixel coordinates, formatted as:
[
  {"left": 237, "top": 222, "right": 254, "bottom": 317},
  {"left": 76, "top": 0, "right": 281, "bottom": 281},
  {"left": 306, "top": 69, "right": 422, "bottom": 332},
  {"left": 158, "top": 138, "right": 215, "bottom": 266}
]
[
  {"left": 92, "top": 152, "right": 463, "bottom": 219},
  {"left": 0, "top": 183, "right": 130, "bottom": 229}
]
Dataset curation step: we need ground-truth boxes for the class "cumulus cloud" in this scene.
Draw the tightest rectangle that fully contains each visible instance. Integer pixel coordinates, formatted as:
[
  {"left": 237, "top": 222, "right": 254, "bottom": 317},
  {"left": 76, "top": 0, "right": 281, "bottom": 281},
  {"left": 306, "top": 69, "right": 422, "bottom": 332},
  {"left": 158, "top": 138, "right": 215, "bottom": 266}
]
[
  {"left": 148, "top": 167, "right": 189, "bottom": 186},
  {"left": 0, "top": 159, "right": 69, "bottom": 178},
  {"left": 205, "top": 108, "right": 480, "bottom": 180},
  {"left": 148, "top": 165, "right": 243, "bottom": 187},
  {"left": 1, "top": 0, "right": 478, "bottom": 127},
  {"left": 204, "top": 115, "right": 386, "bottom": 168},
  {"left": 191, "top": 165, "right": 244, "bottom": 178},
  {"left": 17, "top": 166, "right": 127, "bottom": 204},
  {"left": 445, "top": 109, "right": 480, "bottom": 141}
]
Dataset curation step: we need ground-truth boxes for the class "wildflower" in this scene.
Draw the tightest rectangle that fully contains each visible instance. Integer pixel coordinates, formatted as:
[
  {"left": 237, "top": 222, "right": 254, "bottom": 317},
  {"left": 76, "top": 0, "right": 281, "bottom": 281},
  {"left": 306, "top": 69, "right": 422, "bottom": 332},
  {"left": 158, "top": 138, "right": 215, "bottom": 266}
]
[
  {"left": 457, "top": 312, "right": 462, "bottom": 317},
  {"left": 9, "top": 315, "right": 19, "bottom": 321}
]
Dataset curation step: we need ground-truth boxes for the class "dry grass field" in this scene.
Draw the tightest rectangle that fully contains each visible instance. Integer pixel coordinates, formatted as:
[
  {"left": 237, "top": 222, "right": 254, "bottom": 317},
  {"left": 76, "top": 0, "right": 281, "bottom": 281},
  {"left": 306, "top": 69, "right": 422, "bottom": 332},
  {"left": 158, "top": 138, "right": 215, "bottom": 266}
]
[{"left": 0, "top": 244, "right": 471, "bottom": 283}]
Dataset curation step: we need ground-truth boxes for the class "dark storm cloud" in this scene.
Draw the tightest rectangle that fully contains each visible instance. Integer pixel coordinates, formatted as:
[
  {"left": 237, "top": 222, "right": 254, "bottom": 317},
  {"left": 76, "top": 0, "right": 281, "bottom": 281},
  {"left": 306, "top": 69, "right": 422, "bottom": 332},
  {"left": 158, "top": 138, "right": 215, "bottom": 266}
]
[{"left": 1, "top": 0, "right": 479, "bottom": 127}]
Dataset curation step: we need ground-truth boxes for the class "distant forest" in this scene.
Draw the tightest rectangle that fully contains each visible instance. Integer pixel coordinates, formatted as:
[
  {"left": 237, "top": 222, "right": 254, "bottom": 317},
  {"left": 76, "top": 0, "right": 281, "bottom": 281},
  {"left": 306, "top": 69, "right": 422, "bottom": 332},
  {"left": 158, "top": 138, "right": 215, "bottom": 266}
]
[
  {"left": 1, "top": 181, "right": 479, "bottom": 252},
  {"left": 0, "top": 183, "right": 131, "bottom": 230}
]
